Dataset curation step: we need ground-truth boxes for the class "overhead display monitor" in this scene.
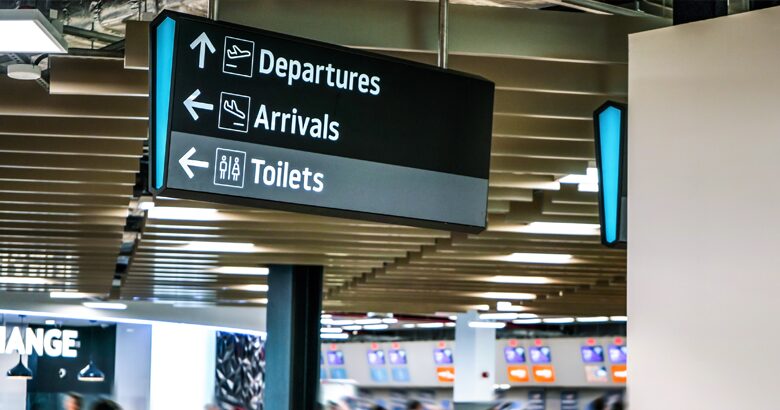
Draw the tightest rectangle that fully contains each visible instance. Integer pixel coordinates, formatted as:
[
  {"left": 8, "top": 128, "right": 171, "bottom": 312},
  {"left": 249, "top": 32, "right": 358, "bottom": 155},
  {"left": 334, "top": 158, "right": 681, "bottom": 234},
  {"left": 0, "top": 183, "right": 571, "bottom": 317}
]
[
  {"left": 608, "top": 344, "right": 627, "bottom": 363},
  {"left": 504, "top": 346, "right": 526, "bottom": 364},
  {"left": 529, "top": 346, "right": 552, "bottom": 364},
  {"left": 433, "top": 348, "right": 453, "bottom": 365},
  {"left": 370, "top": 367, "right": 388, "bottom": 382},
  {"left": 580, "top": 345, "right": 605, "bottom": 363},
  {"left": 388, "top": 349, "right": 407, "bottom": 365},
  {"left": 326, "top": 350, "right": 344, "bottom": 366},
  {"left": 391, "top": 367, "right": 410, "bottom": 382},
  {"left": 149, "top": 11, "right": 495, "bottom": 233},
  {"left": 593, "top": 101, "right": 628, "bottom": 247},
  {"left": 584, "top": 365, "right": 609, "bottom": 383},
  {"left": 367, "top": 349, "right": 386, "bottom": 366}
]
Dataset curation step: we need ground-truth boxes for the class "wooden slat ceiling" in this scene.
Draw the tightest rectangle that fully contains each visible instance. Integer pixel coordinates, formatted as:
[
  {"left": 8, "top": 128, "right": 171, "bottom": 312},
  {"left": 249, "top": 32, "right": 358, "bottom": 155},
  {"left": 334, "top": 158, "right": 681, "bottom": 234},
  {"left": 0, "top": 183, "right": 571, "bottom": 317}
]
[{"left": 0, "top": 3, "right": 657, "bottom": 316}]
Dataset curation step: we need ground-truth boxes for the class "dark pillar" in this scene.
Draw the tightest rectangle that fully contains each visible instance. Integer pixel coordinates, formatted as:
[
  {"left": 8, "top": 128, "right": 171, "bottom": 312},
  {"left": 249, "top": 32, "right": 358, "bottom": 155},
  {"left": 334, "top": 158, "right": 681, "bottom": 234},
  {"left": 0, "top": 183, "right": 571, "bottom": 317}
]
[
  {"left": 264, "top": 265, "right": 323, "bottom": 410},
  {"left": 750, "top": 0, "right": 780, "bottom": 10},
  {"left": 673, "top": 0, "right": 728, "bottom": 25}
]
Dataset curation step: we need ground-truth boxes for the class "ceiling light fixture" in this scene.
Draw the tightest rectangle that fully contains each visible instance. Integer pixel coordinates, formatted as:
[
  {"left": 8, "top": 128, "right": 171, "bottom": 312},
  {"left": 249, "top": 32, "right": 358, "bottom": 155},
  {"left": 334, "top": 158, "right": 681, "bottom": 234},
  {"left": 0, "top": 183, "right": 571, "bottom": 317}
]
[
  {"left": 362, "top": 324, "right": 390, "bottom": 331},
  {"left": 501, "top": 253, "right": 573, "bottom": 264},
  {"left": 542, "top": 317, "right": 575, "bottom": 324},
  {"left": 320, "top": 333, "right": 349, "bottom": 340},
  {"left": 512, "top": 222, "right": 600, "bottom": 236},
  {"left": 402, "top": 324, "right": 417, "bottom": 329},
  {"left": 512, "top": 318, "right": 543, "bottom": 325},
  {"left": 320, "top": 328, "right": 343, "bottom": 334},
  {"left": 479, "top": 292, "right": 537, "bottom": 301},
  {"left": 0, "top": 10, "right": 67, "bottom": 53},
  {"left": 341, "top": 325, "right": 362, "bottom": 331},
  {"left": 50, "top": 291, "right": 94, "bottom": 299},
  {"left": 6, "top": 356, "right": 33, "bottom": 380},
  {"left": 82, "top": 302, "right": 127, "bottom": 311},
  {"left": 416, "top": 322, "right": 445, "bottom": 329},
  {"left": 576, "top": 316, "right": 610, "bottom": 323},
  {"left": 610, "top": 316, "right": 628, "bottom": 322},
  {"left": 78, "top": 360, "right": 105, "bottom": 382},
  {"left": 214, "top": 266, "right": 269, "bottom": 275},
  {"left": 355, "top": 318, "right": 382, "bottom": 325},
  {"left": 0, "top": 277, "right": 51, "bottom": 285},
  {"left": 496, "top": 301, "right": 525, "bottom": 312},
  {"left": 468, "top": 321, "right": 506, "bottom": 329},
  {"left": 44, "top": 320, "right": 56, "bottom": 325},
  {"left": 488, "top": 275, "right": 552, "bottom": 285}
]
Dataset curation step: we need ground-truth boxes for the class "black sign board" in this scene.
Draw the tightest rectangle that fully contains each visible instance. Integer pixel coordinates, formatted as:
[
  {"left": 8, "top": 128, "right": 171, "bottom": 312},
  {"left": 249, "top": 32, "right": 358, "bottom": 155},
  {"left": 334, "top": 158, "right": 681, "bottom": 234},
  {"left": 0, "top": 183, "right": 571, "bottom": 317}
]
[{"left": 149, "top": 11, "right": 494, "bottom": 232}]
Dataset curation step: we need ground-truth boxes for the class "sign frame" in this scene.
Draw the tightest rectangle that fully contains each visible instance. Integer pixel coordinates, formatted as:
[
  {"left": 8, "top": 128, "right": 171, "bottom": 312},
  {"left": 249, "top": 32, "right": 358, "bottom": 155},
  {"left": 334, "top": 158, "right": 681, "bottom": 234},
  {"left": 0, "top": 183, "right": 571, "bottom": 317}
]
[{"left": 149, "top": 11, "right": 494, "bottom": 233}]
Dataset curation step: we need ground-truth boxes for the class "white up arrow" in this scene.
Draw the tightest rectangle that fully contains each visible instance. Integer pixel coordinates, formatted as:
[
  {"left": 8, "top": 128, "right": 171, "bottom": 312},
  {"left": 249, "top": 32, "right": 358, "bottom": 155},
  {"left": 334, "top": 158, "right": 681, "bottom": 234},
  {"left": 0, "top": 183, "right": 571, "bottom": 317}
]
[
  {"left": 189, "top": 32, "right": 216, "bottom": 69},
  {"left": 183, "top": 89, "right": 213, "bottom": 121},
  {"left": 179, "top": 147, "right": 209, "bottom": 179}
]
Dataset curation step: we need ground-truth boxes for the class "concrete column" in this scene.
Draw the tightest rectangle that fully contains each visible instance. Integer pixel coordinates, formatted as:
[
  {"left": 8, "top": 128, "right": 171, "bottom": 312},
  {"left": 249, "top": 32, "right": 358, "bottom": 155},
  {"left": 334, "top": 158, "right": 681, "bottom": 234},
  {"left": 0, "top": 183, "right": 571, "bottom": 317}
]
[
  {"left": 628, "top": 6, "right": 780, "bottom": 409},
  {"left": 453, "top": 311, "right": 495, "bottom": 403}
]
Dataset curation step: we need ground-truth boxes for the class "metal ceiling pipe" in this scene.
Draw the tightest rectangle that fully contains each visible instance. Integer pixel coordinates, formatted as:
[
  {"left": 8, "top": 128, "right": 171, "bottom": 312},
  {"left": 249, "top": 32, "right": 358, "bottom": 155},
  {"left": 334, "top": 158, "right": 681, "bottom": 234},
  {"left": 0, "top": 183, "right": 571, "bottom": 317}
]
[
  {"left": 546, "top": 0, "right": 670, "bottom": 20},
  {"left": 437, "top": 0, "right": 448, "bottom": 69}
]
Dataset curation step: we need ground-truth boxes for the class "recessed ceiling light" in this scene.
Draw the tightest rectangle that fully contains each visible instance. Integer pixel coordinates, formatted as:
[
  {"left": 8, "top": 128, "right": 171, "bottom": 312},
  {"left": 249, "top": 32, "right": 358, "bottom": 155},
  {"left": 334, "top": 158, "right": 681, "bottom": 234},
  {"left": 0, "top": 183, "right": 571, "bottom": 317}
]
[
  {"left": 0, "top": 277, "right": 51, "bottom": 285},
  {"left": 179, "top": 241, "right": 255, "bottom": 253},
  {"left": 147, "top": 207, "right": 221, "bottom": 221},
  {"left": 213, "top": 266, "right": 269, "bottom": 275},
  {"left": 542, "top": 317, "right": 575, "bottom": 324},
  {"left": 382, "top": 318, "right": 398, "bottom": 324},
  {"left": 479, "top": 292, "right": 537, "bottom": 301},
  {"left": 362, "top": 324, "right": 389, "bottom": 330},
  {"left": 512, "top": 318, "right": 542, "bottom": 324},
  {"left": 0, "top": 10, "right": 68, "bottom": 53},
  {"left": 82, "top": 302, "right": 127, "bottom": 310},
  {"left": 320, "top": 333, "right": 349, "bottom": 340},
  {"left": 487, "top": 275, "right": 552, "bottom": 284},
  {"left": 610, "top": 316, "right": 628, "bottom": 322},
  {"left": 468, "top": 321, "right": 506, "bottom": 329},
  {"left": 342, "top": 325, "right": 362, "bottom": 331},
  {"left": 576, "top": 316, "right": 610, "bottom": 323},
  {"left": 496, "top": 301, "right": 525, "bottom": 312},
  {"left": 355, "top": 318, "right": 382, "bottom": 325},
  {"left": 510, "top": 222, "right": 600, "bottom": 236},
  {"left": 416, "top": 322, "right": 445, "bottom": 329},
  {"left": 501, "top": 253, "right": 573, "bottom": 264},
  {"left": 402, "top": 323, "right": 417, "bottom": 329},
  {"left": 516, "top": 313, "right": 538, "bottom": 319},
  {"left": 320, "top": 328, "right": 343, "bottom": 334}
]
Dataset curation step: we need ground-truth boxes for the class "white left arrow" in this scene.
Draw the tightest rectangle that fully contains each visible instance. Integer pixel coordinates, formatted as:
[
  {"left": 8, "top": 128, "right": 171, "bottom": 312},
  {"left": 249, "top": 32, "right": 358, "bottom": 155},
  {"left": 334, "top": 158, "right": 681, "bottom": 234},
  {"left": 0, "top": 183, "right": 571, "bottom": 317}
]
[
  {"left": 189, "top": 32, "right": 216, "bottom": 69},
  {"left": 179, "top": 147, "right": 209, "bottom": 179},
  {"left": 183, "top": 89, "right": 213, "bottom": 121}
]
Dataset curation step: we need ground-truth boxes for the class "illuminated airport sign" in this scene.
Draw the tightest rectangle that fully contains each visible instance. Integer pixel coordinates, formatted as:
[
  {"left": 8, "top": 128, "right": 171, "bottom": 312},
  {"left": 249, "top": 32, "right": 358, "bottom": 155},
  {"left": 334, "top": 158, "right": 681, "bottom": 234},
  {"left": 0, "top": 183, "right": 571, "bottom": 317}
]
[
  {"left": 0, "top": 326, "right": 79, "bottom": 358},
  {"left": 150, "top": 12, "right": 494, "bottom": 232},
  {"left": 593, "top": 101, "right": 627, "bottom": 248}
]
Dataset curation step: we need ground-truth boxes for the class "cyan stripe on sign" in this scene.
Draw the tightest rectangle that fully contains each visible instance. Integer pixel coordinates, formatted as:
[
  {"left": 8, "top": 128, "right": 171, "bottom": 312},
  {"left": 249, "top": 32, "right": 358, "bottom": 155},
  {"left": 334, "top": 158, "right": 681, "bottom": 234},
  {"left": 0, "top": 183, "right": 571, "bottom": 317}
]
[
  {"left": 154, "top": 17, "right": 176, "bottom": 190},
  {"left": 598, "top": 105, "right": 622, "bottom": 244}
]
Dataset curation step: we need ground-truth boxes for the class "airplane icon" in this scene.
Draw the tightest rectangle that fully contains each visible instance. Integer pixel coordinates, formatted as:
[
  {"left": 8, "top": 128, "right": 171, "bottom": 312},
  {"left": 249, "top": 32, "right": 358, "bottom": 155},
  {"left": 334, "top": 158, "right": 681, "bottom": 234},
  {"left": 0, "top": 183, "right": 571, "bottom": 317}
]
[
  {"left": 223, "top": 99, "right": 246, "bottom": 120},
  {"left": 226, "top": 44, "right": 252, "bottom": 60},
  {"left": 222, "top": 36, "right": 255, "bottom": 77}
]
